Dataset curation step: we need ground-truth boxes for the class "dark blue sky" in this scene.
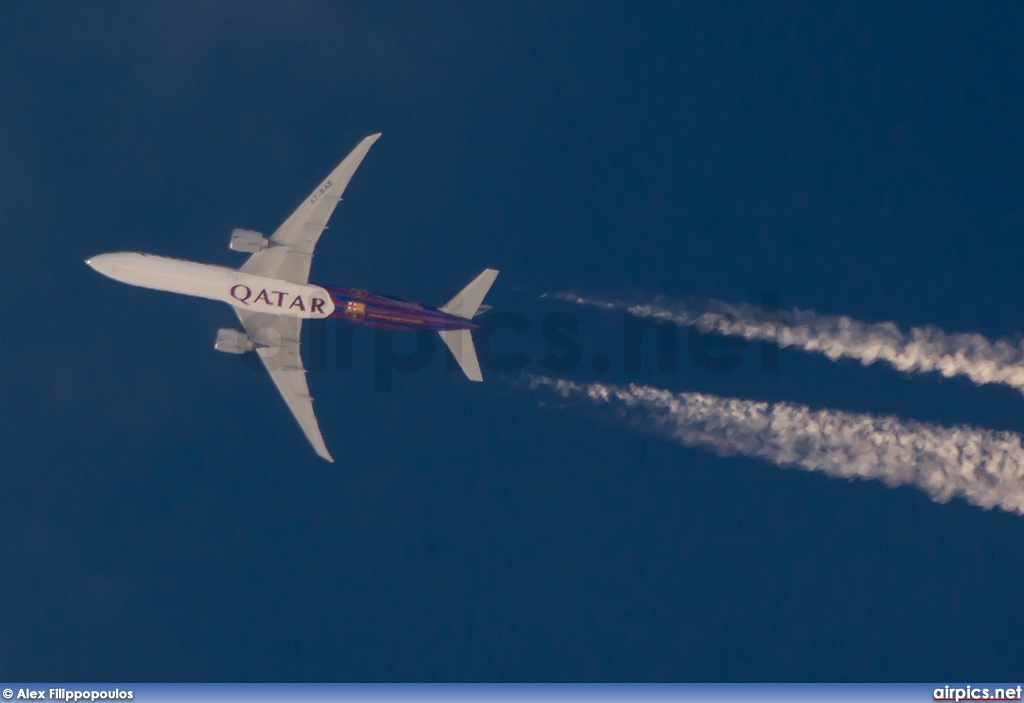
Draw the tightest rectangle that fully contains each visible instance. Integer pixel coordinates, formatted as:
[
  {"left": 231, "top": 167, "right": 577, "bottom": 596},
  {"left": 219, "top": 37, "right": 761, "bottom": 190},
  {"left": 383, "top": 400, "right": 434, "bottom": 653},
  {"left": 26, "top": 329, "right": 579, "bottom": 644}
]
[{"left": 3, "top": 1, "right": 1024, "bottom": 681}]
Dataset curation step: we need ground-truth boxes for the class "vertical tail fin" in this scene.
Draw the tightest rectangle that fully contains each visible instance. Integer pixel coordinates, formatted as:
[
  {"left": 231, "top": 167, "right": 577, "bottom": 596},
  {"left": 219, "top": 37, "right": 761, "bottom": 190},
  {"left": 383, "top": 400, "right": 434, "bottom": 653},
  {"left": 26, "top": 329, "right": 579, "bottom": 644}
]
[{"left": 438, "top": 268, "right": 499, "bottom": 382}]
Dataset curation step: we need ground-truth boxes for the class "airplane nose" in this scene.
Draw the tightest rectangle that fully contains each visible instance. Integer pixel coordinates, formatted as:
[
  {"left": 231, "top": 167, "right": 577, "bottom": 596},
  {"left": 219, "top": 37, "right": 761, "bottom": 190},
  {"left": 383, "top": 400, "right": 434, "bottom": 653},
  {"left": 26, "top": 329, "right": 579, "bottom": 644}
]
[{"left": 85, "top": 253, "right": 118, "bottom": 278}]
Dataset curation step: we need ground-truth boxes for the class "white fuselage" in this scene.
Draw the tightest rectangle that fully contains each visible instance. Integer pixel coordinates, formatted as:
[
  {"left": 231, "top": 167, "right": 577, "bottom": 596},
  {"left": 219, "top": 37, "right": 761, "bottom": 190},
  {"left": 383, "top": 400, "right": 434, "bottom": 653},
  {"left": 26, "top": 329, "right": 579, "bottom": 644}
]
[{"left": 85, "top": 252, "right": 336, "bottom": 318}]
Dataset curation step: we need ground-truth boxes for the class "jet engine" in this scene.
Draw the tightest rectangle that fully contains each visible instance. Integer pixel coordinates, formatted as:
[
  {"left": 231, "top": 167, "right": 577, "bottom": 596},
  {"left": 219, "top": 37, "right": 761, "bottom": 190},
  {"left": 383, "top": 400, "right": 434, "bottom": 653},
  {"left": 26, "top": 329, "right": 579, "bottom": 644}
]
[
  {"left": 214, "top": 328, "right": 255, "bottom": 354},
  {"left": 229, "top": 228, "right": 271, "bottom": 253}
]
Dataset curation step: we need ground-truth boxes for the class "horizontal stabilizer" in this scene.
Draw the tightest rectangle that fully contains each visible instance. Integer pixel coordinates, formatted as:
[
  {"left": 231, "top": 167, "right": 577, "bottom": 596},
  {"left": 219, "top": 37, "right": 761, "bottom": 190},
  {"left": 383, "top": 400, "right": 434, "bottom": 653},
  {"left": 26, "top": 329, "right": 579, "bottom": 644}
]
[
  {"left": 441, "top": 268, "right": 499, "bottom": 319},
  {"left": 439, "top": 329, "right": 483, "bottom": 382}
]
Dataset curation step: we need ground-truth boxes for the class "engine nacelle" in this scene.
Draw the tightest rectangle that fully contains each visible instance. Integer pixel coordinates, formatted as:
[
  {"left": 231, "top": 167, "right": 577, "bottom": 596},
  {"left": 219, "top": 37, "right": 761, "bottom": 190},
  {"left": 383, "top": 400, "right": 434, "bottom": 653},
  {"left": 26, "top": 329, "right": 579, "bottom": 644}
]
[
  {"left": 229, "top": 228, "right": 271, "bottom": 253},
  {"left": 214, "top": 328, "right": 255, "bottom": 354}
]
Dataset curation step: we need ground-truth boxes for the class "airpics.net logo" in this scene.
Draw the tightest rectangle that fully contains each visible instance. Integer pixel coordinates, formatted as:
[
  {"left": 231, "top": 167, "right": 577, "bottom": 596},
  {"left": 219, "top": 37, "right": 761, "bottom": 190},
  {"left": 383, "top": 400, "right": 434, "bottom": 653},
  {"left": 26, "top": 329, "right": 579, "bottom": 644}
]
[
  {"left": 243, "top": 299, "right": 783, "bottom": 391},
  {"left": 934, "top": 685, "right": 1023, "bottom": 701}
]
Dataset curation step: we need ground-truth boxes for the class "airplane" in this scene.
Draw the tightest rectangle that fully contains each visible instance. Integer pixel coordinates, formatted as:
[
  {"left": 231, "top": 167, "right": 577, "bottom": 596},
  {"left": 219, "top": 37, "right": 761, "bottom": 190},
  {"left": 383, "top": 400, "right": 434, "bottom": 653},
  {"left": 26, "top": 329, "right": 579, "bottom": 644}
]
[{"left": 86, "top": 133, "right": 498, "bottom": 463}]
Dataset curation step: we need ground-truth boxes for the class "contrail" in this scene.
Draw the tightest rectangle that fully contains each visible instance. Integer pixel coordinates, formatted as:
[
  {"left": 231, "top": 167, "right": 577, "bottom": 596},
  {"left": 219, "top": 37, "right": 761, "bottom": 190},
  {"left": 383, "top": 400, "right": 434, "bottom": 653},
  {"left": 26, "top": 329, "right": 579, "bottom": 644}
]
[
  {"left": 527, "top": 375, "right": 1024, "bottom": 516},
  {"left": 551, "top": 292, "right": 1024, "bottom": 394}
]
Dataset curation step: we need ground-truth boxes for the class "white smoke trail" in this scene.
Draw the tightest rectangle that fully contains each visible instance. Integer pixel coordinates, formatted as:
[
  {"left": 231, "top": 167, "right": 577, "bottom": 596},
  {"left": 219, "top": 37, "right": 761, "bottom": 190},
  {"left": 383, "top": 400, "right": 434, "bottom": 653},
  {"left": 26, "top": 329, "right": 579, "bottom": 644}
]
[
  {"left": 527, "top": 375, "right": 1024, "bottom": 516},
  {"left": 551, "top": 292, "right": 1024, "bottom": 394}
]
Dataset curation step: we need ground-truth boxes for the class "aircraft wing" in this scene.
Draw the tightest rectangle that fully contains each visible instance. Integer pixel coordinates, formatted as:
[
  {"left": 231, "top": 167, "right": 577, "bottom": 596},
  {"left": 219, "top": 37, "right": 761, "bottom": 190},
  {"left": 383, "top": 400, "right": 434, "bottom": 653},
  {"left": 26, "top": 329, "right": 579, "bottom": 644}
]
[
  {"left": 236, "top": 309, "right": 334, "bottom": 463},
  {"left": 240, "top": 132, "right": 382, "bottom": 284}
]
